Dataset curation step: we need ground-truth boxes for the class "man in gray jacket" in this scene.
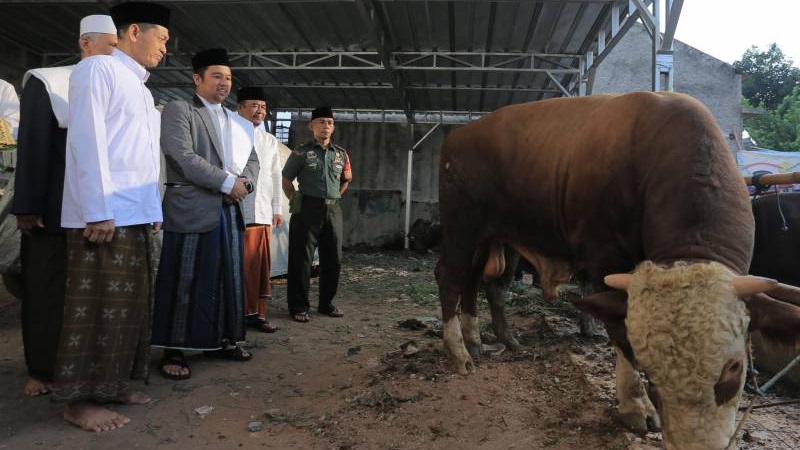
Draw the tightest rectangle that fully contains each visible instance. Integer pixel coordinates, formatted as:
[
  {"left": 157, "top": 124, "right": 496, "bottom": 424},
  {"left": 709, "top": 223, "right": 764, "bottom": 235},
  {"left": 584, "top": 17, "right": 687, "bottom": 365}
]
[{"left": 151, "top": 48, "right": 259, "bottom": 380}]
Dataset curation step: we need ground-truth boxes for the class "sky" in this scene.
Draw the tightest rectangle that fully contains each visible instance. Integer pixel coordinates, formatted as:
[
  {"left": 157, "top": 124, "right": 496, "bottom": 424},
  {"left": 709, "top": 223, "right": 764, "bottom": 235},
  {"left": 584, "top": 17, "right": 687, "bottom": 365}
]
[{"left": 674, "top": 0, "right": 800, "bottom": 66}]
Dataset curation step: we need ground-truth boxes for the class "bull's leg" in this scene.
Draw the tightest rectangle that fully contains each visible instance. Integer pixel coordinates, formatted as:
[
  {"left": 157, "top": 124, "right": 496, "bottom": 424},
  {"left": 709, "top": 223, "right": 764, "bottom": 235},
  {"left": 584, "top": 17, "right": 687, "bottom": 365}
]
[
  {"left": 459, "top": 276, "right": 482, "bottom": 362},
  {"left": 436, "top": 256, "right": 479, "bottom": 375},
  {"left": 484, "top": 246, "right": 523, "bottom": 351},
  {"left": 437, "top": 182, "right": 488, "bottom": 375},
  {"left": 577, "top": 279, "right": 604, "bottom": 337},
  {"left": 614, "top": 346, "right": 662, "bottom": 434}
]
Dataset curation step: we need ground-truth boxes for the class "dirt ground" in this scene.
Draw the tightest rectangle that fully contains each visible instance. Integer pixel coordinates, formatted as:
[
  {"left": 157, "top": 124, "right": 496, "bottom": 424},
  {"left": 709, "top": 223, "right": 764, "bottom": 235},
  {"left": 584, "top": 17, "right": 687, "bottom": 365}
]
[{"left": 0, "top": 250, "right": 798, "bottom": 450}]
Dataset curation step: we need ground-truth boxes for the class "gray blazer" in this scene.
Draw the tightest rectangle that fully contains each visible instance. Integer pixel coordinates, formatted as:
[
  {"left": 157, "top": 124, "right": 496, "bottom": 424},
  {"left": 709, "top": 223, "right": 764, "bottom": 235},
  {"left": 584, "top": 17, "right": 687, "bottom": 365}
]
[{"left": 160, "top": 95, "right": 259, "bottom": 233}]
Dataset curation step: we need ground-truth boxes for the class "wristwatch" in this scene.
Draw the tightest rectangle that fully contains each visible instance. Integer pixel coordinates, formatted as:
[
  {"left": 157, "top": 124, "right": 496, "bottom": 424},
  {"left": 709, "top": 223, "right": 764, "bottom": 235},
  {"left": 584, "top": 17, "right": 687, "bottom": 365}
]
[{"left": 243, "top": 180, "right": 254, "bottom": 193}]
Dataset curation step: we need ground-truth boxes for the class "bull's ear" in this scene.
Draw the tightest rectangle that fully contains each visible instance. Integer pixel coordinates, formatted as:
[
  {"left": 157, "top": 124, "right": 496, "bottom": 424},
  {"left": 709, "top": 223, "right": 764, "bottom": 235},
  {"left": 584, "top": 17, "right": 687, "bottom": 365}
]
[
  {"left": 572, "top": 290, "right": 628, "bottom": 322},
  {"left": 745, "top": 293, "right": 800, "bottom": 345},
  {"left": 731, "top": 275, "right": 778, "bottom": 297},
  {"left": 604, "top": 273, "right": 633, "bottom": 291}
]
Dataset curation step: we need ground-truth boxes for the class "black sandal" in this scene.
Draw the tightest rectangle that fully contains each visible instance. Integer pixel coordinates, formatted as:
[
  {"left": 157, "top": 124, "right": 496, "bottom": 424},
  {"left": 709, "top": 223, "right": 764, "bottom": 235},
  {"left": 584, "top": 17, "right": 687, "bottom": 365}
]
[
  {"left": 203, "top": 346, "right": 252, "bottom": 362},
  {"left": 160, "top": 350, "right": 191, "bottom": 380}
]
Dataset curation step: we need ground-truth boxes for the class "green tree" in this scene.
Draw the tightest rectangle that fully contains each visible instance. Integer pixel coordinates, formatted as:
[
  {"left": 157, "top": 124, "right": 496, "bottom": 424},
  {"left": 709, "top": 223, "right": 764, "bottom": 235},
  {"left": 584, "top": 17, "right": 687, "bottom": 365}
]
[
  {"left": 745, "top": 85, "right": 800, "bottom": 150},
  {"left": 734, "top": 44, "right": 800, "bottom": 110}
]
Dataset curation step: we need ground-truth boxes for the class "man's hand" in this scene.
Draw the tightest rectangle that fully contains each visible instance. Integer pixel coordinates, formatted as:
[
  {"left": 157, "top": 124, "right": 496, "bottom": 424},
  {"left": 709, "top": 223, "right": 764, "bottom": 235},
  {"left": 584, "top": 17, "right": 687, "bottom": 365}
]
[
  {"left": 281, "top": 177, "right": 295, "bottom": 200},
  {"left": 152, "top": 222, "right": 162, "bottom": 234},
  {"left": 84, "top": 219, "right": 115, "bottom": 243},
  {"left": 272, "top": 214, "right": 283, "bottom": 228},
  {"left": 229, "top": 177, "right": 249, "bottom": 202},
  {"left": 16, "top": 215, "right": 44, "bottom": 234}
]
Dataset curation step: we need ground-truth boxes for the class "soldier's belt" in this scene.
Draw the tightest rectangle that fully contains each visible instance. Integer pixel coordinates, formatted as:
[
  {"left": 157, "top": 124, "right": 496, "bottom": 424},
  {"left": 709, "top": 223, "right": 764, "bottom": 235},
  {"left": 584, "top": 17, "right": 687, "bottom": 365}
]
[{"left": 304, "top": 196, "right": 338, "bottom": 206}]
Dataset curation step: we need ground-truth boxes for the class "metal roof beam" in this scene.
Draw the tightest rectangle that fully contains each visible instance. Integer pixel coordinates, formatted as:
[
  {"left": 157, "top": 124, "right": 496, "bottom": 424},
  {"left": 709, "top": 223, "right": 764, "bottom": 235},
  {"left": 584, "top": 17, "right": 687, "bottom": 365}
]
[
  {"left": 0, "top": 0, "right": 625, "bottom": 2},
  {"left": 37, "top": 50, "right": 583, "bottom": 74},
  {"left": 660, "top": 0, "right": 683, "bottom": 51},
  {"left": 630, "top": 0, "right": 655, "bottom": 36},
  {"left": 355, "top": 0, "right": 415, "bottom": 123},
  {"left": 376, "top": 1, "right": 621, "bottom": 3},
  {"left": 147, "top": 82, "right": 565, "bottom": 94},
  {"left": 545, "top": 71, "right": 571, "bottom": 96},
  {"left": 281, "top": 108, "right": 487, "bottom": 125},
  {"left": 588, "top": 0, "right": 648, "bottom": 69}
]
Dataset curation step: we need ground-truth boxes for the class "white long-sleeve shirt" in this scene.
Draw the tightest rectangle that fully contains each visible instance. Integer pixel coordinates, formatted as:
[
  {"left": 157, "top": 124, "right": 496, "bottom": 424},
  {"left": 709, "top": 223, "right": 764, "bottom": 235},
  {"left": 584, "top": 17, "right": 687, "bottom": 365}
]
[
  {"left": 0, "top": 79, "right": 20, "bottom": 140},
  {"left": 61, "top": 48, "right": 162, "bottom": 228},
  {"left": 253, "top": 127, "right": 283, "bottom": 223}
]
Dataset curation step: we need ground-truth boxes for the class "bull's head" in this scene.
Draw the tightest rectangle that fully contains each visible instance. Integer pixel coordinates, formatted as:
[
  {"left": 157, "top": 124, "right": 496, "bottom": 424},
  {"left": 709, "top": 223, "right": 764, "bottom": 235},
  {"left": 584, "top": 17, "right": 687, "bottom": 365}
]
[{"left": 574, "top": 261, "right": 800, "bottom": 450}]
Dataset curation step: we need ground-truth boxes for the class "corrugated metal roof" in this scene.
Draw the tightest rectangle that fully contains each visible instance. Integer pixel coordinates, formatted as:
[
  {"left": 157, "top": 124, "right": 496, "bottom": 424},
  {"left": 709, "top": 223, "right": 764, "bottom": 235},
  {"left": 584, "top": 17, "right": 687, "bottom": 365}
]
[{"left": 0, "top": 0, "right": 656, "bottom": 121}]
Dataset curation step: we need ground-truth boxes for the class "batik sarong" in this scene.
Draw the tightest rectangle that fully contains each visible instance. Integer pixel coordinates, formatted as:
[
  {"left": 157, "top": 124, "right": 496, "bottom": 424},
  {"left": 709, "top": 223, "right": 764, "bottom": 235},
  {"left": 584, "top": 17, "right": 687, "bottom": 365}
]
[
  {"left": 51, "top": 225, "right": 154, "bottom": 402},
  {"left": 151, "top": 204, "right": 246, "bottom": 350}
]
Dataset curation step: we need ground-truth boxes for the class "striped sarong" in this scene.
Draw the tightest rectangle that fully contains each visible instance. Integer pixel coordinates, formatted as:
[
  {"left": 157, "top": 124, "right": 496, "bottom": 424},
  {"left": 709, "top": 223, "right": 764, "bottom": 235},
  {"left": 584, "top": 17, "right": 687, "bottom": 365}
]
[
  {"left": 243, "top": 224, "right": 272, "bottom": 320},
  {"left": 151, "top": 204, "right": 246, "bottom": 350},
  {"left": 51, "top": 225, "right": 154, "bottom": 403}
]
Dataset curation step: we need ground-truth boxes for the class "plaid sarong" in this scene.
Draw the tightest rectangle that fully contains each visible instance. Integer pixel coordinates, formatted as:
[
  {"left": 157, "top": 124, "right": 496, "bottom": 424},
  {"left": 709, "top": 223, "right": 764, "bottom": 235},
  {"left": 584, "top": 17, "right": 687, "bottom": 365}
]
[{"left": 152, "top": 204, "right": 246, "bottom": 350}]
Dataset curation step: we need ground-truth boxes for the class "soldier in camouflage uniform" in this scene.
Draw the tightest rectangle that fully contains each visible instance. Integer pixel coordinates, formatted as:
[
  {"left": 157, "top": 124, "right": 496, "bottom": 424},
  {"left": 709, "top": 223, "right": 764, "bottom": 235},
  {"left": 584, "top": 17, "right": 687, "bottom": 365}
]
[{"left": 281, "top": 107, "right": 352, "bottom": 323}]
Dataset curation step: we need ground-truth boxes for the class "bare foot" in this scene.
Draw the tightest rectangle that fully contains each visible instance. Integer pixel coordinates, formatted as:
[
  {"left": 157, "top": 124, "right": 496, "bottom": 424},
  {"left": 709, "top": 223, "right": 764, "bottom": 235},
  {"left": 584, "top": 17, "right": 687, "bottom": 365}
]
[
  {"left": 115, "top": 391, "right": 151, "bottom": 405},
  {"left": 63, "top": 402, "right": 130, "bottom": 432},
  {"left": 24, "top": 377, "right": 50, "bottom": 396}
]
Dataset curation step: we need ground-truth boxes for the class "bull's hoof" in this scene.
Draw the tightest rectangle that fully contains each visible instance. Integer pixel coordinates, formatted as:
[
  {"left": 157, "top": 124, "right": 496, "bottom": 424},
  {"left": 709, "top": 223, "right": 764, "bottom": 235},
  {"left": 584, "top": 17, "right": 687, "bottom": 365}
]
[
  {"left": 646, "top": 414, "right": 662, "bottom": 432},
  {"left": 453, "top": 358, "right": 476, "bottom": 375},
  {"left": 444, "top": 345, "right": 477, "bottom": 375},
  {"left": 619, "top": 412, "right": 649, "bottom": 435}
]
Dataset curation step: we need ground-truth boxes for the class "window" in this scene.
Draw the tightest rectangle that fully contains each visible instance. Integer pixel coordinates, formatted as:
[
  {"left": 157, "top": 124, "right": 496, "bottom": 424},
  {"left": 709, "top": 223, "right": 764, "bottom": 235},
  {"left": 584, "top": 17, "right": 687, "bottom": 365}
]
[{"left": 274, "top": 111, "right": 291, "bottom": 144}]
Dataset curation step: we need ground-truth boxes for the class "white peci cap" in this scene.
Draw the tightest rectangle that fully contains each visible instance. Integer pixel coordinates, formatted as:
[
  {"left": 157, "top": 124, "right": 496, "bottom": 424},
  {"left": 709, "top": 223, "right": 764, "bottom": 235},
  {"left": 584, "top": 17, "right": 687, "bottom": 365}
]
[{"left": 79, "top": 14, "right": 117, "bottom": 36}]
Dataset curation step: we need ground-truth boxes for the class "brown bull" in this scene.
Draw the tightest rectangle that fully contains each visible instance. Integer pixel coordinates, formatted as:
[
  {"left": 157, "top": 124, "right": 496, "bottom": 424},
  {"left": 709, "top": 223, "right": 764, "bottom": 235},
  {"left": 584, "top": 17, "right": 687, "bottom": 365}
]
[{"left": 435, "top": 91, "right": 800, "bottom": 450}]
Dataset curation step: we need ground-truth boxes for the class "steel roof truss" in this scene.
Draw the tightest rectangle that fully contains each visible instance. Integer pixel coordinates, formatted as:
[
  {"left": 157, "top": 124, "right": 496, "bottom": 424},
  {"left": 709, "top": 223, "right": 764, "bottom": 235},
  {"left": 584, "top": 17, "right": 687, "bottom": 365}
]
[
  {"left": 545, "top": 71, "right": 571, "bottom": 97},
  {"left": 660, "top": 0, "right": 683, "bottom": 51},
  {"left": 630, "top": 0, "right": 655, "bottom": 37}
]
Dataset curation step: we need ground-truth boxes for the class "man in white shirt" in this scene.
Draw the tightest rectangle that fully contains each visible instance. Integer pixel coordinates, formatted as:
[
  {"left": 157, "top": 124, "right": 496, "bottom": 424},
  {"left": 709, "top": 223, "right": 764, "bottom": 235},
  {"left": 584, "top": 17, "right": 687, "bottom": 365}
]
[
  {"left": 53, "top": 1, "right": 169, "bottom": 433},
  {"left": 236, "top": 86, "right": 283, "bottom": 333},
  {"left": 0, "top": 78, "right": 19, "bottom": 141},
  {"left": 12, "top": 14, "right": 117, "bottom": 398},
  {"left": 152, "top": 48, "right": 259, "bottom": 381}
]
